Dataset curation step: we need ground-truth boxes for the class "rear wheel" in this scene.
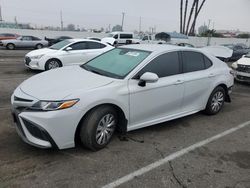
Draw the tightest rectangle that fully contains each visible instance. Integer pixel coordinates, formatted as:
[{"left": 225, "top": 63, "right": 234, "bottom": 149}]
[
  {"left": 45, "top": 59, "right": 62, "bottom": 70},
  {"left": 80, "top": 106, "right": 118, "bottom": 151},
  {"left": 6, "top": 43, "right": 15, "bottom": 50},
  {"left": 36, "top": 44, "right": 43, "bottom": 49},
  {"left": 204, "top": 86, "right": 225, "bottom": 115}
]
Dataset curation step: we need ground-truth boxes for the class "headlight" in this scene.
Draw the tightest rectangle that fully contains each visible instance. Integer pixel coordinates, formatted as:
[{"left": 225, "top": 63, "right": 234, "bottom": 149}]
[
  {"left": 31, "top": 54, "right": 45, "bottom": 59},
  {"left": 231, "top": 62, "right": 238, "bottom": 70},
  {"left": 30, "top": 99, "right": 79, "bottom": 111}
]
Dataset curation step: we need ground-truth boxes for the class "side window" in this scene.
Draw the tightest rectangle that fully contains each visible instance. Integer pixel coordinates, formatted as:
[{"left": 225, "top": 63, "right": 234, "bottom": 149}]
[
  {"left": 204, "top": 55, "right": 213, "bottom": 69},
  {"left": 87, "top": 42, "right": 106, "bottom": 49},
  {"left": 142, "top": 36, "right": 148, "bottom": 41},
  {"left": 69, "top": 42, "right": 87, "bottom": 50},
  {"left": 22, "top": 36, "right": 32, "bottom": 41},
  {"left": 136, "top": 52, "right": 180, "bottom": 78},
  {"left": 120, "top": 34, "right": 133, "bottom": 39},
  {"left": 182, "top": 51, "right": 205, "bottom": 73},
  {"left": 113, "top": 34, "right": 118, "bottom": 39},
  {"left": 32, "top": 37, "right": 40, "bottom": 41}
]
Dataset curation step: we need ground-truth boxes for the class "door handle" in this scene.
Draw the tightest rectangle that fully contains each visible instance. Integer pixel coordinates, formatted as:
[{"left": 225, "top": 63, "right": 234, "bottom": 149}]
[
  {"left": 208, "top": 73, "right": 215, "bottom": 78},
  {"left": 174, "top": 80, "right": 184, "bottom": 85}
]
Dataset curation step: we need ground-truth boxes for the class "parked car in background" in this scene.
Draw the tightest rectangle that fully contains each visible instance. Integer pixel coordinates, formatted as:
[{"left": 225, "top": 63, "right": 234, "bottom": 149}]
[
  {"left": 137, "top": 34, "right": 167, "bottom": 44},
  {"left": 12, "top": 44, "right": 234, "bottom": 150},
  {"left": 232, "top": 52, "right": 250, "bottom": 82},
  {"left": 222, "top": 44, "right": 250, "bottom": 61},
  {"left": 86, "top": 37, "right": 101, "bottom": 41},
  {"left": 102, "top": 32, "right": 140, "bottom": 46},
  {"left": 45, "top": 36, "right": 72, "bottom": 46},
  {"left": 177, "top": 43, "right": 195, "bottom": 48},
  {"left": 1, "top": 36, "right": 48, "bottom": 50},
  {"left": 24, "top": 39, "right": 113, "bottom": 70},
  {"left": 0, "top": 33, "right": 19, "bottom": 40}
]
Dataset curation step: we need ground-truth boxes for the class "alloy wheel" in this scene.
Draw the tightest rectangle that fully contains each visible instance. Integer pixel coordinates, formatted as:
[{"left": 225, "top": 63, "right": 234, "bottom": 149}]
[
  {"left": 96, "top": 114, "right": 116, "bottom": 145},
  {"left": 211, "top": 91, "right": 224, "bottom": 112}
]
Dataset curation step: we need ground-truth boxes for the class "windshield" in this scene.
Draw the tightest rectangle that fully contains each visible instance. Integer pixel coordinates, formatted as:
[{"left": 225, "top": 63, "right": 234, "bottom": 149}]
[
  {"left": 107, "top": 34, "right": 114, "bottom": 37},
  {"left": 81, "top": 48, "right": 151, "bottom": 79},
  {"left": 245, "top": 53, "right": 250, "bottom": 58},
  {"left": 49, "top": 40, "right": 72, "bottom": 50},
  {"left": 222, "top": 44, "right": 234, "bottom": 50}
]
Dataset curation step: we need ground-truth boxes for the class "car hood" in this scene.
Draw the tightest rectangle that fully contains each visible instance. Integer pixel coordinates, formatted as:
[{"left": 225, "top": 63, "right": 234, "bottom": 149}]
[
  {"left": 26, "top": 48, "right": 57, "bottom": 57},
  {"left": 19, "top": 66, "right": 114, "bottom": 100},
  {"left": 238, "top": 56, "right": 250, "bottom": 65}
]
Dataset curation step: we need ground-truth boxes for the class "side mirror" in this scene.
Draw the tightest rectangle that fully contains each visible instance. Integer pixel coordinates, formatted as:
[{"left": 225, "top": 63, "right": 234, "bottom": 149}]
[
  {"left": 65, "top": 47, "right": 73, "bottom": 51},
  {"left": 138, "top": 72, "right": 159, "bottom": 87}
]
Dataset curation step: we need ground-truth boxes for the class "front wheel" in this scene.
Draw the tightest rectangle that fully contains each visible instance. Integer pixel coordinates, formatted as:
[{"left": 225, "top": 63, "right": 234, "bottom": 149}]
[
  {"left": 204, "top": 86, "right": 225, "bottom": 115},
  {"left": 80, "top": 106, "right": 118, "bottom": 151},
  {"left": 6, "top": 43, "right": 15, "bottom": 50},
  {"left": 45, "top": 59, "right": 62, "bottom": 70}
]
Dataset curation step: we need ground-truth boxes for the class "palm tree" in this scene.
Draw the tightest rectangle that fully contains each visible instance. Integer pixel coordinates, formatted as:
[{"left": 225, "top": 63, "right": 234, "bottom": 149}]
[
  {"left": 183, "top": 0, "right": 188, "bottom": 34},
  {"left": 180, "top": 0, "right": 183, "bottom": 33},
  {"left": 189, "top": 0, "right": 207, "bottom": 35}
]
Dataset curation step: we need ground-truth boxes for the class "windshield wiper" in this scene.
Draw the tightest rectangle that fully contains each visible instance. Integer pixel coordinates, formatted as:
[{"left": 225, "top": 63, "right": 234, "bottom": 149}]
[{"left": 82, "top": 65, "right": 104, "bottom": 76}]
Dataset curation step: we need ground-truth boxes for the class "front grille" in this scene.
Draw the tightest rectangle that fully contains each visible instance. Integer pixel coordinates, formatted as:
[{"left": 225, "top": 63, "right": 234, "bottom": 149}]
[
  {"left": 22, "top": 119, "right": 49, "bottom": 141},
  {"left": 237, "top": 64, "right": 250, "bottom": 73},
  {"left": 25, "top": 56, "right": 31, "bottom": 66},
  {"left": 236, "top": 75, "right": 250, "bottom": 82}
]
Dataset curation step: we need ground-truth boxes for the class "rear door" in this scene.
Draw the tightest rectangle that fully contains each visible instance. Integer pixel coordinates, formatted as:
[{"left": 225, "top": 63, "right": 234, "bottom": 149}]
[
  {"left": 59, "top": 42, "right": 88, "bottom": 65},
  {"left": 181, "top": 51, "right": 214, "bottom": 112},
  {"left": 128, "top": 51, "right": 185, "bottom": 129}
]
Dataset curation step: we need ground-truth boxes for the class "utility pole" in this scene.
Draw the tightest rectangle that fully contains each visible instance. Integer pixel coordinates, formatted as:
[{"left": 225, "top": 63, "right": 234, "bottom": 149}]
[
  {"left": 139, "top": 16, "right": 142, "bottom": 33},
  {"left": 60, "top": 10, "right": 64, "bottom": 31},
  {"left": 0, "top": 5, "right": 3, "bottom": 21},
  {"left": 121, "top": 12, "right": 125, "bottom": 31}
]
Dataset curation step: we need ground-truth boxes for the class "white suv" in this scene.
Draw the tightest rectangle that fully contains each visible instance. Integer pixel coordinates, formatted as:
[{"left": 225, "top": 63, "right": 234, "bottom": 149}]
[
  {"left": 102, "top": 32, "right": 140, "bottom": 46},
  {"left": 11, "top": 45, "right": 234, "bottom": 151}
]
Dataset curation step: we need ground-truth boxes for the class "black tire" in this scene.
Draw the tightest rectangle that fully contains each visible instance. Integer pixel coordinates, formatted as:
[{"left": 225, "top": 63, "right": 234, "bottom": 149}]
[
  {"left": 204, "top": 86, "right": 225, "bottom": 115},
  {"left": 45, "top": 59, "right": 62, "bottom": 70},
  {"left": 6, "top": 43, "right": 15, "bottom": 50},
  {"left": 36, "top": 44, "right": 43, "bottom": 49},
  {"left": 80, "top": 106, "right": 118, "bottom": 151}
]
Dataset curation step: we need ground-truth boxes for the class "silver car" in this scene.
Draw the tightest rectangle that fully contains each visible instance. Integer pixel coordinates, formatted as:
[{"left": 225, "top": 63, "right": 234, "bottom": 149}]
[{"left": 0, "top": 36, "right": 48, "bottom": 50}]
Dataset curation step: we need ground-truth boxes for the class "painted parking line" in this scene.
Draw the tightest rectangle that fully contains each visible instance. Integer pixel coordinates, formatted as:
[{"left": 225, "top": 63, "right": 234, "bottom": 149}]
[{"left": 102, "top": 120, "right": 250, "bottom": 188}]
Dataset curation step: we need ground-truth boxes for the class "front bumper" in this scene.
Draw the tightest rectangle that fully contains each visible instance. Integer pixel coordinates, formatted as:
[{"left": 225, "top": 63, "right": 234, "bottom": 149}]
[
  {"left": 24, "top": 56, "right": 44, "bottom": 70},
  {"left": 11, "top": 90, "right": 82, "bottom": 149},
  {"left": 234, "top": 71, "right": 250, "bottom": 83}
]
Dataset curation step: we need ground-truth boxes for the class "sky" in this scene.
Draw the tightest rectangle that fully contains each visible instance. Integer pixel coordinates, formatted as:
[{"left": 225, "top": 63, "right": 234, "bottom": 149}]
[{"left": 1, "top": 0, "right": 250, "bottom": 32}]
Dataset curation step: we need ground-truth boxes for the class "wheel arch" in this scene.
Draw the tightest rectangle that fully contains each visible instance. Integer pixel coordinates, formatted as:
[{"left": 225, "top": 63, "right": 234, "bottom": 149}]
[
  {"left": 45, "top": 58, "right": 63, "bottom": 69},
  {"left": 74, "top": 103, "right": 128, "bottom": 145},
  {"left": 214, "top": 83, "right": 231, "bottom": 102}
]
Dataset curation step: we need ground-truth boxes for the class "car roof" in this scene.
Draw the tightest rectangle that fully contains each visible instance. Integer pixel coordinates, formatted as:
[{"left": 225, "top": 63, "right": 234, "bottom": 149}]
[{"left": 119, "top": 44, "right": 192, "bottom": 53}]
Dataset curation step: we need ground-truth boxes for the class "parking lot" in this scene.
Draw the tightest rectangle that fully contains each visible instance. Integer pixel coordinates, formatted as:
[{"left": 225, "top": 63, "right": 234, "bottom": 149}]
[{"left": 0, "top": 49, "right": 250, "bottom": 188}]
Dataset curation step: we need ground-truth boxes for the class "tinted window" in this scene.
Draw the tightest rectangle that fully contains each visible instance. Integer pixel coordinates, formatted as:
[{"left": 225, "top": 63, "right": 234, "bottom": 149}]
[
  {"left": 182, "top": 51, "right": 205, "bottom": 73},
  {"left": 22, "top": 36, "right": 32, "bottom": 41},
  {"left": 87, "top": 42, "right": 106, "bottom": 49},
  {"left": 32, "top": 37, "right": 41, "bottom": 41},
  {"left": 70, "top": 42, "right": 87, "bottom": 50},
  {"left": 204, "top": 55, "right": 213, "bottom": 69},
  {"left": 136, "top": 52, "right": 180, "bottom": 78},
  {"left": 120, "top": 34, "right": 133, "bottom": 39},
  {"left": 142, "top": 36, "right": 148, "bottom": 41}
]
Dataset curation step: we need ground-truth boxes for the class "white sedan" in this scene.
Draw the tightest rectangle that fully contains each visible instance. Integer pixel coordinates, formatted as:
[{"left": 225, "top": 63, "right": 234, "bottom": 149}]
[
  {"left": 11, "top": 45, "right": 234, "bottom": 151},
  {"left": 232, "top": 53, "right": 250, "bottom": 82},
  {"left": 24, "top": 39, "right": 114, "bottom": 70}
]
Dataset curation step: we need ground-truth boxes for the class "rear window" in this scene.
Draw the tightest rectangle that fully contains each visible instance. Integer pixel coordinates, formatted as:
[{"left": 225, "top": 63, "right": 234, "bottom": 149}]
[{"left": 182, "top": 51, "right": 205, "bottom": 73}]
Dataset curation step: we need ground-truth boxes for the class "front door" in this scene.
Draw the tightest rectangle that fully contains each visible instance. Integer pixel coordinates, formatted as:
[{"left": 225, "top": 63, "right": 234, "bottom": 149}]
[{"left": 128, "top": 51, "right": 185, "bottom": 130}]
